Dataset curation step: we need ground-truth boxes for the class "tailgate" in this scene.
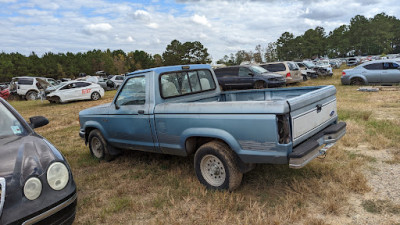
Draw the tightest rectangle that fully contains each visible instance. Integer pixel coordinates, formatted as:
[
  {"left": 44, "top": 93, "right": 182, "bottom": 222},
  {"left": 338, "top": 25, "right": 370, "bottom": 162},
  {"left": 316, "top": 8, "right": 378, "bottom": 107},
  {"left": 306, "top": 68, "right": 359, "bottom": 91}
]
[{"left": 287, "top": 85, "right": 338, "bottom": 146}]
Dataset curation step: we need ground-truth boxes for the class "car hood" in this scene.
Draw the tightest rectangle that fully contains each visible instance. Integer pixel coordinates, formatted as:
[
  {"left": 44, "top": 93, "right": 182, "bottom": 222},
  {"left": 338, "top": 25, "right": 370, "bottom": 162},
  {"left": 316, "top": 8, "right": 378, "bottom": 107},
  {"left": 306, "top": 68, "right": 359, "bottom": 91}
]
[
  {"left": 0, "top": 135, "right": 63, "bottom": 179},
  {"left": 79, "top": 102, "right": 111, "bottom": 116}
]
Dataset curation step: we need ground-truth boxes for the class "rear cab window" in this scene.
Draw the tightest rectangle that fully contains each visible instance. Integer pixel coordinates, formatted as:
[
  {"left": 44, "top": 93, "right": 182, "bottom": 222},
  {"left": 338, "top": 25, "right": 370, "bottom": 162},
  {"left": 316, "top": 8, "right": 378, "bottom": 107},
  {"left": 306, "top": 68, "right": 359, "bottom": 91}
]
[{"left": 160, "top": 69, "right": 216, "bottom": 98}]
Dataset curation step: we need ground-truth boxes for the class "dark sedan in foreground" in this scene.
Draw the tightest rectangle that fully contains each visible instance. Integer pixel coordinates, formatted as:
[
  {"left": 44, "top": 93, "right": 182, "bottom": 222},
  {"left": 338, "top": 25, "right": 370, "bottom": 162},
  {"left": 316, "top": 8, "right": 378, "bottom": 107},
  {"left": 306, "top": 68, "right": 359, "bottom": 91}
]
[
  {"left": 0, "top": 97, "right": 76, "bottom": 225},
  {"left": 341, "top": 59, "right": 400, "bottom": 85}
]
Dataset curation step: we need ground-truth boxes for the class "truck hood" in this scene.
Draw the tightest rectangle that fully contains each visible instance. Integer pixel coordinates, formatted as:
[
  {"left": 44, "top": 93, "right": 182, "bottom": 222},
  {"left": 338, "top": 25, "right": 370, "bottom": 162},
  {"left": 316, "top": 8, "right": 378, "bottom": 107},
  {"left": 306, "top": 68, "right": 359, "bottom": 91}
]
[
  {"left": 79, "top": 103, "right": 111, "bottom": 115},
  {"left": 0, "top": 134, "right": 62, "bottom": 180}
]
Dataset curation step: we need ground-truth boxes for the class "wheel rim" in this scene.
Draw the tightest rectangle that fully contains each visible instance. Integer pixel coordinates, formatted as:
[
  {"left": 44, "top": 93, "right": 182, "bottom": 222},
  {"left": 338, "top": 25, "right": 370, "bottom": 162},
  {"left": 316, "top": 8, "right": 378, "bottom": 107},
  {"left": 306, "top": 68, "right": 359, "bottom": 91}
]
[
  {"left": 200, "top": 154, "right": 226, "bottom": 186},
  {"left": 92, "top": 93, "right": 100, "bottom": 100},
  {"left": 27, "top": 92, "right": 36, "bottom": 100},
  {"left": 91, "top": 137, "right": 104, "bottom": 158}
]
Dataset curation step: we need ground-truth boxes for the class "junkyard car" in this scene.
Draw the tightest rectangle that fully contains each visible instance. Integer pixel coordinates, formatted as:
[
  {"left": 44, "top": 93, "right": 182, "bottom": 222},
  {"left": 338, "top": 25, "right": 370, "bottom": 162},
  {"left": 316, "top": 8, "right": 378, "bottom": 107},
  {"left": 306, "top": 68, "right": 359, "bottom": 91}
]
[
  {"left": 0, "top": 97, "right": 77, "bottom": 224},
  {"left": 79, "top": 64, "right": 346, "bottom": 191},
  {"left": 109, "top": 75, "right": 125, "bottom": 88},
  {"left": 341, "top": 59, "right": 400, "bottom": 85},
  {"left": 260, "top": 61, "right": 304, "bottom": 84},
  {"left": 213, "top": 65, "right": 286, "bottom": 90},
  {"left": 46, "top": 81, "right": 104, "bottom": 103},
  {"left": 296, "top": 62, "right": 318, "bottom": 80},
  {"left": 9, "top": 77, "right": 52, "bottom": 100}
]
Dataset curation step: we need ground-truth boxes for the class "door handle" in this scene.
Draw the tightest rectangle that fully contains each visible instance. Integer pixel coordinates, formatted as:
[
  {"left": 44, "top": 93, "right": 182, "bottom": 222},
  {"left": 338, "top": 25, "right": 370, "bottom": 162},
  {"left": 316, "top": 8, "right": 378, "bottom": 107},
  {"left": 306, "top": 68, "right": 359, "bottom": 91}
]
[
  {"left": 316, "top": 104, "right": 322, "bottom": 113},
  {"left": 138, "top": 110, "right": 145, "bottom": 114}
]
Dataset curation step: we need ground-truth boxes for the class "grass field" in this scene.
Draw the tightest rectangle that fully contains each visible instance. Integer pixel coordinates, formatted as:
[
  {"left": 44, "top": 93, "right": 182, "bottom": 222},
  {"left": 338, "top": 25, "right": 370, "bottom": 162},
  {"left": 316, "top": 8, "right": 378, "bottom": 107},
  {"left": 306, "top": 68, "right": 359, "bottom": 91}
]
[{"left": 9, "top": 67, "right": 400, "bottom": 224}]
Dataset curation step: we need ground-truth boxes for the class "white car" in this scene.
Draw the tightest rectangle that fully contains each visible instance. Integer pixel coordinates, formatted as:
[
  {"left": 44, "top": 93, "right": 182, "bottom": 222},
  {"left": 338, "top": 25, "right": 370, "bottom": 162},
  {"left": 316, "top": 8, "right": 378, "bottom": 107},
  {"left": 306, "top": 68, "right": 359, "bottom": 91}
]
[
  {"left": 109, "top": 75, "right": 125, "bottom": 87},
  {"left": 46, "top": 81, "right": 104, "bottom": 103}
]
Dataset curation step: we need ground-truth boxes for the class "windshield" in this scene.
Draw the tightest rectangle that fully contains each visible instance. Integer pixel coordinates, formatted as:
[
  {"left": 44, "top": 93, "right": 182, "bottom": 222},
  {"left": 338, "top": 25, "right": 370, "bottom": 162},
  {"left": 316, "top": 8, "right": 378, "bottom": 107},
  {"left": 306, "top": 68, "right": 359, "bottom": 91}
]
[
  {"left": 0, "top": 103, "right": 28, "bottom": 138},
  {"left": 303, "top": 62, "right": 315, "bottom": 68},
  {"left": 250, "top": 65, "right": 269, "bottom": 73}
]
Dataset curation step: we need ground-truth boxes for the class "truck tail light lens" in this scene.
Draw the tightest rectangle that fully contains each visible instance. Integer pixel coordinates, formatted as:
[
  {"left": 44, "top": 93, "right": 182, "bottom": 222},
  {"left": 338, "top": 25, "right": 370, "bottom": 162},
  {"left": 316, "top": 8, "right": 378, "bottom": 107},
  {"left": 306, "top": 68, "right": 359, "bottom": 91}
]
[
  {"left": 277, "top": 114, "right": 291, "bottom": 144},
  {"left": 286, "top": 72, "right": 291, "bottom": 78},
  {"left": 342, "top": 71, "right": 346, "bottom": 76}
]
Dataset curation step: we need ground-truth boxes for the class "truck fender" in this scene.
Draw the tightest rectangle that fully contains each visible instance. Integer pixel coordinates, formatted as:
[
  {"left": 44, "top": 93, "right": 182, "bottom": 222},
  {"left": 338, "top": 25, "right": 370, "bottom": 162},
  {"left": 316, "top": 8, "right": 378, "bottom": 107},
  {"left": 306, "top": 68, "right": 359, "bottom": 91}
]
[
  {"left": 180, "top": 128, "right": 241, "bottom": 154},
  {"left": 83, "top": 121, "right": 110, "bottom": 143}
]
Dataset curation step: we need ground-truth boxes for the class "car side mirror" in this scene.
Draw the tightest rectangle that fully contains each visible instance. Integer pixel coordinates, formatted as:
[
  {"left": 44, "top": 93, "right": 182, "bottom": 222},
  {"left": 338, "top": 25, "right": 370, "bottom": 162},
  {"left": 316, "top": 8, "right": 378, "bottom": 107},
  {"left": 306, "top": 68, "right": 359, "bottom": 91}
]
[
  {"left": 115, "top": 102, "right": 120, "bottom": 110},
  {"left": 248, "top": 72, "right": 254, "bottom": 76},
  {"left": 29, "top": 116, "right": 49, "bottom": 129}
]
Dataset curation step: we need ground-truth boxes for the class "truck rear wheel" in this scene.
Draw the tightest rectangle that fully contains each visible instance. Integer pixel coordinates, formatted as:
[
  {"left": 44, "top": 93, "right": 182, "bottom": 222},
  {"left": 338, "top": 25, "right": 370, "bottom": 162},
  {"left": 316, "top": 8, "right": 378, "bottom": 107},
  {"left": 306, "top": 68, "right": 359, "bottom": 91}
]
[
  {"left": 88, "top": 129, "right": 114, "bottom": 161},
  {"left": 194, "top": 141, "right": 243, "bottom": 191}
]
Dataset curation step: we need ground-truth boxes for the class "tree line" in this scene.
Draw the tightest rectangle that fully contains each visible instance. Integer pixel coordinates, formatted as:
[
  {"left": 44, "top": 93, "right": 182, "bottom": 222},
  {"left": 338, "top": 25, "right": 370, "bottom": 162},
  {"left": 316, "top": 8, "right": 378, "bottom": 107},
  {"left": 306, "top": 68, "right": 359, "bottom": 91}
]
[
  {"left": 217, "top": 12, "right": 400, "bottom": 65},
  {"left": 0, "top": 40, "right": 211, "bottom": 82}
]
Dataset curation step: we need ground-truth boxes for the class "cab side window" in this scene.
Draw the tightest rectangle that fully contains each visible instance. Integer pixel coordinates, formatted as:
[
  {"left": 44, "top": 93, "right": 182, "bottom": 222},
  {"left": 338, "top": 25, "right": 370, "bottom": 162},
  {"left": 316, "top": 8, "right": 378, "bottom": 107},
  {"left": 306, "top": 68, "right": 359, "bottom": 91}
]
[{"left": 116, "top": 76, "right": 146, "bottom": 106}]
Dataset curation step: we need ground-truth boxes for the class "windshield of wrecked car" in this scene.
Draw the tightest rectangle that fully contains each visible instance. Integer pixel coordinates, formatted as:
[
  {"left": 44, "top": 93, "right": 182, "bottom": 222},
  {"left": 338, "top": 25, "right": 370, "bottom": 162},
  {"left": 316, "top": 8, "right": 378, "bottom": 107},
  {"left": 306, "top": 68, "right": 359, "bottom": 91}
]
[
  {"left": 0, "top": 103, "right": 28, "bottom": 138},
  {"left": 250, "top": 65, "right": 268, "bottom": 74},
  {"left": 303, "top": 62, "right": 315, "bottom": 68}
]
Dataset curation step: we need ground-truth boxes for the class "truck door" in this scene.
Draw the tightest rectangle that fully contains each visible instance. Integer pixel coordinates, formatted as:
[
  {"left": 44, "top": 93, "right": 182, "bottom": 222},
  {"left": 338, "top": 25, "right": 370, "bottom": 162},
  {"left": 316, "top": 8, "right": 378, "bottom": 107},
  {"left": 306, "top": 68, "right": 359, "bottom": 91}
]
[{"left": 107, "top": 75, "right": 157, "bottom": 153}]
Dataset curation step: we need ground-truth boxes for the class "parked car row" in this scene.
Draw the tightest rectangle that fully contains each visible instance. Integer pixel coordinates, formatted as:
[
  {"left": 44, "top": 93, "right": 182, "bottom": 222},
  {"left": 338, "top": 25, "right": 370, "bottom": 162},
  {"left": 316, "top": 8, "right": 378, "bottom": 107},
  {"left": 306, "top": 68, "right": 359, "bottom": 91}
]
[{"left": 3, "top": 75, "right": 125, "bottom": 103}]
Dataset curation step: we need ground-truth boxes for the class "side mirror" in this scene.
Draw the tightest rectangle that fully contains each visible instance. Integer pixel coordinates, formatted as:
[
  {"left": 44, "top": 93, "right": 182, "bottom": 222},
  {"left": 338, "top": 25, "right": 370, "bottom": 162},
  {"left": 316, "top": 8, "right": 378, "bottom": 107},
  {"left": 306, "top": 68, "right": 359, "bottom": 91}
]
[
  {"left": 248, "top": 72, "right": 254, "bottom": 76},
  {"left": 115, "top": 102, "right": 120, "bottom": 110},
  {"left": 29, "top": 116, "right": 49, "bottom": 129}
]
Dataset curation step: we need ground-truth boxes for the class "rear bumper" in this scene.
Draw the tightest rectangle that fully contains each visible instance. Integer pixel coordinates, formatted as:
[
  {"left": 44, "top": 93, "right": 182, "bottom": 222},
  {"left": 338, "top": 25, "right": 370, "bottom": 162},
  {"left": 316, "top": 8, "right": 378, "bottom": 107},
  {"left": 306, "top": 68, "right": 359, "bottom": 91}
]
[{"left": 288, "top": 122, "right": 346, "bottom": 169}]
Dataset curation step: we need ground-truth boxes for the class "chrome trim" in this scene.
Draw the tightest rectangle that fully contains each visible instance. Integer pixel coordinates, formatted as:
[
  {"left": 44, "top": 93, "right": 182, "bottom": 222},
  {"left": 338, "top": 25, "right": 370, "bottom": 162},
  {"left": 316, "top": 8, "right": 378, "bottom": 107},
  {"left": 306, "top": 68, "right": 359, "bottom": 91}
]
[
  {"left": 289, "top": 126, "right": 346, "bottom": 169},
  {"left": 0, "top": 177, "right": 5, "bottom": 217},
  {"left": 22, "top": 193, "right": 77, "bottom": 225}
]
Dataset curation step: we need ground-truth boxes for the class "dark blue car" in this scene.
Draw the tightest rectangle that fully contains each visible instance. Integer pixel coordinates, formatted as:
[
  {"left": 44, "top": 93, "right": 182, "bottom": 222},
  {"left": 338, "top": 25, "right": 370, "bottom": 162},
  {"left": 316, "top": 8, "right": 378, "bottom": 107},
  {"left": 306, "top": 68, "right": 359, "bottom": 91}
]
[
  {"left": 0, "top": 97, "right": 77, "bottom": 225},
  {"left": 213, "top": 65, "right": 286, "bottom": 90}
]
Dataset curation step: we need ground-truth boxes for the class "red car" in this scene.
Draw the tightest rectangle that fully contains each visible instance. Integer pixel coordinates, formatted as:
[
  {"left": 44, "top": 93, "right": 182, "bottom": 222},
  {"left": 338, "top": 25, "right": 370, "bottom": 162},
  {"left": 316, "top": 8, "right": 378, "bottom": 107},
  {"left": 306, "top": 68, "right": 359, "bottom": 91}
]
[{"left": 0, "top": 87, "right": 10, "bottom": 100}]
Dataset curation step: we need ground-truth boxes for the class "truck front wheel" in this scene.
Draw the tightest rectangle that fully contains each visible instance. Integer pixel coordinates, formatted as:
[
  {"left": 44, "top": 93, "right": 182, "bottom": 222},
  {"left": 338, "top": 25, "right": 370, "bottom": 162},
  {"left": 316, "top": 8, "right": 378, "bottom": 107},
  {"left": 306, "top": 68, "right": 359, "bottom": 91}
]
[
  {"left": 194, "top": 141, "right": 243, "bottom": 191},
  {"left": 88, "top": 129, "right": 113, "bottom": 161}
]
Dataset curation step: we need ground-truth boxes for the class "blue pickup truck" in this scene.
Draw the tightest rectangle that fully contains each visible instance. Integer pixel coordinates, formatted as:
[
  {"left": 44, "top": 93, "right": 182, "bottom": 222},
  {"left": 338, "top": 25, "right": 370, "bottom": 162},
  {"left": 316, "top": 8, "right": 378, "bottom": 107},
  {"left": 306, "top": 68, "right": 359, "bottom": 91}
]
[{"left": 79, "top": 64, "right": 346, "bottom": 190}]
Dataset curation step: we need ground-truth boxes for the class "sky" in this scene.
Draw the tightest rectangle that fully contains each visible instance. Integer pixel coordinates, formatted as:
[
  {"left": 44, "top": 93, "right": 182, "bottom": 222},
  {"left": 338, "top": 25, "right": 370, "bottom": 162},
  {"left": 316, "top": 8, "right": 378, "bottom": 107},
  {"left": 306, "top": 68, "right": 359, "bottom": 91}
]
[{"left": 1, "top": 0, "right": 399, "bottom": 62}]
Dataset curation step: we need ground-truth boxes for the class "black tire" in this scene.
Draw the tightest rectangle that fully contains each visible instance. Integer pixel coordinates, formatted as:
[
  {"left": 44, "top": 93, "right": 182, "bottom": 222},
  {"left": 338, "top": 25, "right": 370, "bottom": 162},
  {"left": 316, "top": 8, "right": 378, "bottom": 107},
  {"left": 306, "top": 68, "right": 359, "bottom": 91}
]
[
  {"left": 91, "top": 92, "right": 101, "bottom": 101},
  {"left": 350, "top": 78, "right": 364, "bottom": 85},
  {"left": 88, "top": 129, "right": 113, "bottom": 161},
  {"left": 194, "top": 141, "right": 243, "bottom": 191},
  {"left": 302, "top": 75, "right": 308, "bottom": 81},
  {"left": 25, "top": 91, "right": 38, "bottom": 100},
  {"left": 254, "top": 81, "right": 265, "bottom": 89}
]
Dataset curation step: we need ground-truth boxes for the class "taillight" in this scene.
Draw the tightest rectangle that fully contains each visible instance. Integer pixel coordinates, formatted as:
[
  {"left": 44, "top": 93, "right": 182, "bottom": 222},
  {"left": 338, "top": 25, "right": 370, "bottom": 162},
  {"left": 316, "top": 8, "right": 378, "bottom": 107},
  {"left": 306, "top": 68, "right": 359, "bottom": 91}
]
[
  {"left": 342, "top": 71, "right": 346, "bottom": 76},
  {"left": 286, "top": 72, "right": 291, "bottom": 78}
]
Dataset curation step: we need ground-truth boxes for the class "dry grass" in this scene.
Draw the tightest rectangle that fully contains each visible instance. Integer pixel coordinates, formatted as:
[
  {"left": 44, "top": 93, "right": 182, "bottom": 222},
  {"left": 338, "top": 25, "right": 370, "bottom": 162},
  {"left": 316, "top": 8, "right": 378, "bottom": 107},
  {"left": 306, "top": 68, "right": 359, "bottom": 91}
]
[{"left": 8, "top": 66, "right": 400, "bottom": 224}]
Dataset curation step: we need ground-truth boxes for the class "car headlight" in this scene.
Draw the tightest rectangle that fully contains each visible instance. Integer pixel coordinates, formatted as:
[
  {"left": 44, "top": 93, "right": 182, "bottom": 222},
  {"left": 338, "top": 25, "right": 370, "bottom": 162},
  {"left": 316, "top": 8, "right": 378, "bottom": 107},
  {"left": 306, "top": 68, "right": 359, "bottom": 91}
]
[
  {"left": 24, "top": 177, "right": 42, "bottom": 200},
  {"left": 47, "top": 162, "right": 69, "bottom": 191}
]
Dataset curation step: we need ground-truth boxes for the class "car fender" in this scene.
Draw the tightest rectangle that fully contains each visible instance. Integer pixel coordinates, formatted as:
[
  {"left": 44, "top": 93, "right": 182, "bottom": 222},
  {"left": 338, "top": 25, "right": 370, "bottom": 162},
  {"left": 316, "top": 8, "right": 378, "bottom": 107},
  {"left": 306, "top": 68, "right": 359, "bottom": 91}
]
[
  {"left": 349, "top": 74, "right": 368, "bottom": 84},
  {"left": 180, "top": 127, "right": 242, "bottom": 154}
]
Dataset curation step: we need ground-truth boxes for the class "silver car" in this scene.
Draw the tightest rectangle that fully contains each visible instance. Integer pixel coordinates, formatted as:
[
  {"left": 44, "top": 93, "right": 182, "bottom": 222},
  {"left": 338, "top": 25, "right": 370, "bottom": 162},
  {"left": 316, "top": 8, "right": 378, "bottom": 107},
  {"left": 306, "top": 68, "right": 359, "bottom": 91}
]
[{"left": 341, "top": 59, "right": 400, "bottom": 85}]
